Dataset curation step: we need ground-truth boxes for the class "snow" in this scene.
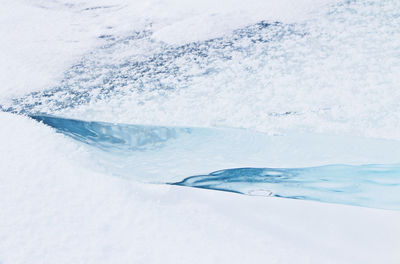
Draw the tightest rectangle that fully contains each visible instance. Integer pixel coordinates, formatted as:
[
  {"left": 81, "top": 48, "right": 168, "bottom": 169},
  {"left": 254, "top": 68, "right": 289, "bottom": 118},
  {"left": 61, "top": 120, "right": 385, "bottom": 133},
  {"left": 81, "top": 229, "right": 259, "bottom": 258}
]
[
  {"left": 1, "top": 0, "right": 400, "bottom": 263},
  {"left": 0, "top": 1, "right": 96, "bottom": 98},
  {"left": 0, "top": 0, "right": 335, "bottom": 99},
  {"left": 150, "top": 0, "right": 335, "bottom": 44},
  {"left": 20, "top": 0, "right": 397, "bottom": 141},
  {"left": 1, "top": 112, "right": 400, "bottom": 264}
]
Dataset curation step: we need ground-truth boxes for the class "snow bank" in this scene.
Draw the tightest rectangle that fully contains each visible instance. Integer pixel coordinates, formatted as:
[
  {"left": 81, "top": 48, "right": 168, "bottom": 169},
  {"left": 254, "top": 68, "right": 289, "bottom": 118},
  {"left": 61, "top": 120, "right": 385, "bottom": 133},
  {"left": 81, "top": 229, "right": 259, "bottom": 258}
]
[{"left": 1, "top": 112, "right": 400, "bottom": 264}]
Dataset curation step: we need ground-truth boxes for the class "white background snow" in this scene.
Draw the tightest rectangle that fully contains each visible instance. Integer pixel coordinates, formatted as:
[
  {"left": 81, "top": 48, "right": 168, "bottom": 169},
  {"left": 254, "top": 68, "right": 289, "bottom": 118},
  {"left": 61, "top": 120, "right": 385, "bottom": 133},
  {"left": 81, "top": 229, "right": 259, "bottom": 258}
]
[{"left": 1, "top": 0, "right": 400, "bottom": 263}]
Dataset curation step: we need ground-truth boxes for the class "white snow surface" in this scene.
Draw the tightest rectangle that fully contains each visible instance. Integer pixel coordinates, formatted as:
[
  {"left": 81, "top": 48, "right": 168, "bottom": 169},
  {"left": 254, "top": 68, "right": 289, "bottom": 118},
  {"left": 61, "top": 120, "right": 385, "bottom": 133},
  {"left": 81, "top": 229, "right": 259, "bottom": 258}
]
[
  {"left": 1, "top": 0, "right": 400, "bottom": 263},
  {"left": 0, "top": 0, "right": 334, "bottom": 99},
  {"left": 1, "top": 112, "right": 400, "bottom": 264}
]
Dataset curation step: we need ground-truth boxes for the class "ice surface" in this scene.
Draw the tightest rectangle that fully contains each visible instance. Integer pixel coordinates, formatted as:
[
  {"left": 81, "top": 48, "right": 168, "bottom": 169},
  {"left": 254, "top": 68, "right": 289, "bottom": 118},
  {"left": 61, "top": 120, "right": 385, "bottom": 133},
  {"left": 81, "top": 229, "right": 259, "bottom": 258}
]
[
  {"left": 29, "top": 114, "right": 400, "bottom": 210},
  {"left": 174, "top": 165, "right": 400, "bottom": 210},
  {"left": 30, "top": 114, "right": 400, "bottom": 180}
]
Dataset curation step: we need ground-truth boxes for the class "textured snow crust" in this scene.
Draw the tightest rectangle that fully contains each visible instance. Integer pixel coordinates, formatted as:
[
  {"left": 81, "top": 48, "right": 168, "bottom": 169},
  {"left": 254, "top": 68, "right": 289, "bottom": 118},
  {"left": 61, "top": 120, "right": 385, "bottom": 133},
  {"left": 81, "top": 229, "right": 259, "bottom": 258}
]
[
  {"left": 3, "top": 0, "right": 400, "bottom": 141},
  {"left": 0, "top": 0, "right": 333, "bottom": 99}
]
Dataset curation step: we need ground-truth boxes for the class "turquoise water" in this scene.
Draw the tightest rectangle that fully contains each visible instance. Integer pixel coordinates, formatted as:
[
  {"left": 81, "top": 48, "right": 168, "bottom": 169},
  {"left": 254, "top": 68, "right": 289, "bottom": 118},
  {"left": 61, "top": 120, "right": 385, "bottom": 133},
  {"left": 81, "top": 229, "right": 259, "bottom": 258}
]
[
  {"left": 173, "top": 166, "right": 400, "bottom": 210},
  {"left": 30, "top": 114, "right": 400, "bottom": 210}
]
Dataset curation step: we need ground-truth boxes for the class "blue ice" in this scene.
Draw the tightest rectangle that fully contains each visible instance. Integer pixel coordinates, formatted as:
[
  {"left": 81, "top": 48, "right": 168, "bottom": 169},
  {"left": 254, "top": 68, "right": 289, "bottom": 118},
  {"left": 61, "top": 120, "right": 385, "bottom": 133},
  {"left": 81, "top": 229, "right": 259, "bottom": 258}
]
[
  {"left": 173, "top": 166, "right": 400, "bottom": 210},
  {"left": 29, "top": 114, "right": 400, "bottom": 210}
]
